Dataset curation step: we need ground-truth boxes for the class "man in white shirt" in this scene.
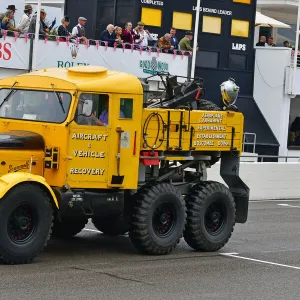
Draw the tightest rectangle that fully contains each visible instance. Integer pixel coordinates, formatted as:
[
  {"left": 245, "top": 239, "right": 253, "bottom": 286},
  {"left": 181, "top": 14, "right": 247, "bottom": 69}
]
[
  {"left": 72, "top": 17, "right": 87, "bottom": 43},
  {"left": 134, "top": 22, "right": 154, "bottom": 48},
  {"left": 17, "top": 4, "right": 33, "bottom": 33}
]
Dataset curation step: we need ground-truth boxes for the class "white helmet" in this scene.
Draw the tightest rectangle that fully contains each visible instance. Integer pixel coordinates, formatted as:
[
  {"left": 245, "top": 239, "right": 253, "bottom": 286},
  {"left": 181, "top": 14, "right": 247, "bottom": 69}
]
[{"left": 220, "top": 78, "right": 239, "bottom": 106}]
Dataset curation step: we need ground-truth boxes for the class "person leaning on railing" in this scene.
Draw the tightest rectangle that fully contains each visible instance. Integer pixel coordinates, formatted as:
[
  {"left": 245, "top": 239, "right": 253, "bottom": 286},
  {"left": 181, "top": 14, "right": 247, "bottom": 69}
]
[
  {"left": 17, "top": 4, "right": 33, "bottom": 34},
  {"left": 179, "top": 31, "right": 198, "bottom": 52},
  {"left": 157, "top": 33, "right": 174, "bottom": 53},
  {"left": 1, "top": 10, "right": 23, "bottom": 36},
  {"left": 57, "top": 16, "right": 75, "bottom": 42},
  {"left": 28, "top": 9, "right": 48, "bottom": 39}
]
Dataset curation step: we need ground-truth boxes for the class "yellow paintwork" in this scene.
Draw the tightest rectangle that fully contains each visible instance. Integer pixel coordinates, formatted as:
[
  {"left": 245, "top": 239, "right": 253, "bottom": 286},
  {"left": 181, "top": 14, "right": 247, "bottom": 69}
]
[
  {"left": 141, "top": 109, "right": 244, "bottom": 153},
  {"left": 0, "top": 172, "right": 58, "bottom": 207},
  {"left": 0, "top": 66, "right": 245, "bottom": 197}
]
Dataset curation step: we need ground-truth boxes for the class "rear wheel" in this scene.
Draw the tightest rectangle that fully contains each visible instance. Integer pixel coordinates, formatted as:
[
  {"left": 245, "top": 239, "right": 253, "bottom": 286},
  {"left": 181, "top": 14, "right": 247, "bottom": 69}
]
[
  {"left": 184, "top": 181, "right": 235, "bottom": 252},
  {"left": 52, "top": 217, "right": 87, "bottom": 238},
  {"left": 0, "top": 184, "right": 53, "bottom": 264},
  {"left": 129, "top": 183, "right": 186, "bottom": 255}
]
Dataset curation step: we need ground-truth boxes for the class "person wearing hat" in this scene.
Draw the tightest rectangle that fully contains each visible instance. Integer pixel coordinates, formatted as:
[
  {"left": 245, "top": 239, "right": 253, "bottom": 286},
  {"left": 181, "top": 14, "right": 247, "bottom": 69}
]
[
  {"left": 179, "top": 31, "right": 198, "bottom": 51},
  {"left": 6, "top": 5, "right": 17, "bottom": 26},
  {"left": 1, "top": 10, "right": 23, "bottom": 34},
  {"left": 72, "top": 17, "right": 87, "bottom": 43},
  {"left": 17, "top": 4, "right": 33, "bottom": 33},
  {"left": 28, "top": 8, "right": 48, "bottom": 39},
  {"left": 58, "top": 16, "right": 74, "bottom": 41},
  {"left": 133, "top": 21, "right": 154, "bottom": 48}
]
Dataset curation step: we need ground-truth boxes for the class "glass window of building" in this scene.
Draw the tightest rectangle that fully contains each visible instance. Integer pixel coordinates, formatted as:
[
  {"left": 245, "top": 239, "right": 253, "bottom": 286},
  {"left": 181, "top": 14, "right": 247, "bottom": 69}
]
[
  {"left": 172, "top": 12, "right": 193, "bottom": 30},
  {"left": 141, "top": 7, "right": 162, "bottom": 27},
  {"left": 231, "top": 19, "right": 249, "bottom": 37},
  {"left": 202, "top": 16, "right": 222, "bottom": 34}
]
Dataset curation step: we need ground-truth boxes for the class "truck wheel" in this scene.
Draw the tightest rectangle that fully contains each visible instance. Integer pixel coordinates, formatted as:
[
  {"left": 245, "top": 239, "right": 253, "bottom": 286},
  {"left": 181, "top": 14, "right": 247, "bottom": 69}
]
[
  {"left": 184, "top": 181, "right": 235, "bottom": 252},
  {"left": 52, "top": 217, "right": 88, "bottom": 238},
  {"left": 0, "top": 184, "right": 53, "bottom": 264},
  {"left": 92, "top": 215, "right": 130, "bottom": 236},
  {"left": 129, "top": 183, "right": 186, "bottom": 255},
  {"left": 197, "top": 99, "right": 221, "bottom": 111}
]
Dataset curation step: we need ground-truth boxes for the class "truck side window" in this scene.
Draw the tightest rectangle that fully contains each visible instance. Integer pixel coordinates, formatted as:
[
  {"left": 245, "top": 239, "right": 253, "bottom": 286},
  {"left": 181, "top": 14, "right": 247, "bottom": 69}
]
[
  {"left": 75, "top": 93, "right": 109, "bottom": 126},
  {"left": 120, "top": 98, "right": 133, "bottom": 119}
]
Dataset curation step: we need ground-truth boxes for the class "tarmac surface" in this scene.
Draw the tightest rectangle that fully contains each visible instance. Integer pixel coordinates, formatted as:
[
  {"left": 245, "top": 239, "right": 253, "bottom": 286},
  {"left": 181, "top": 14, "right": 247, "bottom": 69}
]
[{"left": 1, "top": 199, "right": 300, "bottom": 300}]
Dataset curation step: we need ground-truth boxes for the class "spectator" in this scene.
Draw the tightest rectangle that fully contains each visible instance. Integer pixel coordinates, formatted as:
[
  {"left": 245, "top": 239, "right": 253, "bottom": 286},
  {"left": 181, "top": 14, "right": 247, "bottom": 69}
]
[
  {"left": 179, "top": 31, "right": 197, "bottom": 51},
  {"left": 157, "top": 33, "right": 174, "bottom": 51},
  {"left": 28, "top": 9, "right": 48, "bottom": 39},
  {"left": 115, "top": 26, "right": 123, "bottom": 44},
  {"left": 72, "top": 17, "right": 87, "bottom": 44},
  {"left": 133, "top": 21, "right": 153, "bottom": 48},
  {"left": 256, "top": 36, "right": 267, "bottom": 47},
  {"left": 57, "top": 16, "right": 73, "bottom": 41},
  {"left": 5, "top": 5, "right": 17, "bottom": 27},
  {"left": 283, "top": 40, "right": 291, "bottom": 48},
  {"left": 17, "top": 4, "right": 33, "bottom": 33},
  {"left": 42, "top": 14, "right": 56, "bottom": 33},
  {"left": 1, "top": 10, "right": 23, "bottom": 34},
  {"left": 170, "top": 28, "right": 179, "bottom": 49},
  {"left": 267, "top": 37, "right": 276, "bottom": 47},
  {"left": 122, "top": 22, "right": 139, "bottom": 47},
  {"left": 100, "top": 24, "right": 120, "bottom": 46}
]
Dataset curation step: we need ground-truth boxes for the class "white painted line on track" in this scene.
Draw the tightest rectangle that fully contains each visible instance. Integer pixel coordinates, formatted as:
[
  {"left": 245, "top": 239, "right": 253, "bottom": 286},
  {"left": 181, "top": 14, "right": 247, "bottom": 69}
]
[
  {"left": 278, "top": 204, "right": 300, "bottom": 208},
  {"left": 221, "top": 253, "right": 300, "bottom": 270},
  {"left": 83, "top": 228, "right": 100, "bottom": 233},
  {"left": 250, "top": 199, "right": 300, "bottom": 203}
]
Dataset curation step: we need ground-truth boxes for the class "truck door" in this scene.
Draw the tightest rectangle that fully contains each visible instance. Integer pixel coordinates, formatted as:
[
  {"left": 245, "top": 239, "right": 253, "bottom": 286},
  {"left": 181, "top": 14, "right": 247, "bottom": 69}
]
[
  {"left": 107, "top": 94, "right": 142, "bottom": 190},
  {"left": 66, "top": 93, "right": 111, "bottom": 189}
]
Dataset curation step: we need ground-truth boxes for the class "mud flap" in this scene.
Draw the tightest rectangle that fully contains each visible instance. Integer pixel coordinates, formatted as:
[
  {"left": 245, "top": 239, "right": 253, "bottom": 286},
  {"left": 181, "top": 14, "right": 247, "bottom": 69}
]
[{"left": 220, "top": 152, "right": 250, "bottom": 223}]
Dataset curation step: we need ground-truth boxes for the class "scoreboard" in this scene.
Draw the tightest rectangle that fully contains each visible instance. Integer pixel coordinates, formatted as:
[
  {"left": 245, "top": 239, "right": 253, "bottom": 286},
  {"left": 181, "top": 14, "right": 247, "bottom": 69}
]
[{"left": 65, "top": 0, "right": 257, "bottom": 102}]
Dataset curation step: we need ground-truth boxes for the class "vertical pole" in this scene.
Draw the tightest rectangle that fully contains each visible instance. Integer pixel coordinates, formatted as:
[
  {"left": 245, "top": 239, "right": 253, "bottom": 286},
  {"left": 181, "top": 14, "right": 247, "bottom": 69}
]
[
  {"left": 292, "top": 0, "right": 300, "bottom": 95},
  {"left": 32, "top": 0, "right": 42, "bottom": 71},
  {"left": 191, "top": 0, "right": 201, "bottom": 79}
]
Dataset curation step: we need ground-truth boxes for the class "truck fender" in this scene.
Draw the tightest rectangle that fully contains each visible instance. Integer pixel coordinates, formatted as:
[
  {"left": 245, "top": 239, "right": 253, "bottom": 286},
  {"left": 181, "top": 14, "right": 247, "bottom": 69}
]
[{"left": 0, "top": 172, "right": 59, "bottom": 208}]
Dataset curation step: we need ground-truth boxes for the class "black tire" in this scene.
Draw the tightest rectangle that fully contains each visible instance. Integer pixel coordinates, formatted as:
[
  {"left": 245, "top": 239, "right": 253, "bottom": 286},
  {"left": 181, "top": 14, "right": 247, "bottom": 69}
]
[
  {"left": 184, "top": 181, "right": 235, "bottom": 252},
  {"left": 52, "top": 217, "right": 87, "bottom": 238},
  {"left": 129, "top": 183, "right": 186, "bottom": 255},
  {"left": 197, "top": 99, "right": 221, "bottom": 111},
  {"left": 0, "top": 184, "right": 53, "bottom": 264},
  {"left": 92, "top": 215, "right": 130, "bottom": 236}
]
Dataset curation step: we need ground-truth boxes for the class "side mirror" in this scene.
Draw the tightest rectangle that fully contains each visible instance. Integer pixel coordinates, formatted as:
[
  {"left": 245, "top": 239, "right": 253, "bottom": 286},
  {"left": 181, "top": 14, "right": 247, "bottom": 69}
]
[{"left": 82, "top": 100, "right": 93, "bottom": 116}]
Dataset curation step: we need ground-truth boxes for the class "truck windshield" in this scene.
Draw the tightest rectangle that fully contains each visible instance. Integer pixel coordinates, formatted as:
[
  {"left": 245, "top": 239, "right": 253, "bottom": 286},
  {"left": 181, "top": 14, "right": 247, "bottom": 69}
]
[{"left": 0, "top": 89, "right": 72, "bottom": 123}]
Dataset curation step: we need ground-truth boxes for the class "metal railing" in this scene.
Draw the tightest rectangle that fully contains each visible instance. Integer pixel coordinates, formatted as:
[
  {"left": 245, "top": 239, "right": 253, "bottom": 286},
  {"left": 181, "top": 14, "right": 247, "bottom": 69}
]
[
  {"left": 241, "top": 155, "right": 300, "bottom": 162},
  {"left": 242, "top": 132, "right": 257, "bottom": 153}
]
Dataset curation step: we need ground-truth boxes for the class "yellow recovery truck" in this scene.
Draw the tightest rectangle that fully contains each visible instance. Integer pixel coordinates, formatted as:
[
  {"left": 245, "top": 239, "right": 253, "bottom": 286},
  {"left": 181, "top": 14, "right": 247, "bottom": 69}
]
[{"left": 0, "top": 66, "right": 249, "bottom": 264}]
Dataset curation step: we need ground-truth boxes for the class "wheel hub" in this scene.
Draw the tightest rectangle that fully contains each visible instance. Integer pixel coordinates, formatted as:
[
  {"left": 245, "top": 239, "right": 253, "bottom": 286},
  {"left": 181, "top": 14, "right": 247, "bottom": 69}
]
[
  {"left": 204, "top": 201, "right": 226, "bottom": 236},
  {"left": 211, "top": 211, "right": 219, "bottom": 224},
  {"left": 152, "top": 201, "right": 177, "bottom": 238},
  {"left": 7, "top": 204, "right": 37, "bottom": 244},
  {"left": 160, "top": 213, "right": 169, "bottom": 224},
  {"left": 19, "top": 217, "right": 30, "bottom": 230}
]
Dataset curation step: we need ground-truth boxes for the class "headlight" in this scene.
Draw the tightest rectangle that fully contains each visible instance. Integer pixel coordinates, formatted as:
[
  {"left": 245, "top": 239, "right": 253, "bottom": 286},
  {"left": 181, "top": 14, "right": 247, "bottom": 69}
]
[{"left": 220, "top": 78, "right": 240, "bottom": 106}]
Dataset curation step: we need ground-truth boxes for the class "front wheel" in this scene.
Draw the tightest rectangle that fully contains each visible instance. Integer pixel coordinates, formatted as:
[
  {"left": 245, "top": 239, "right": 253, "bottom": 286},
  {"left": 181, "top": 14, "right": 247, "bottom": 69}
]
[
  {"left": 129, "top": 183, "right": 186, "bottom": 255},
  {"left": 184, "top": 181, "right": 235, "bottom": 252},
  {"left": 0, "top": 184, "right": 53, "bottom": 264}
]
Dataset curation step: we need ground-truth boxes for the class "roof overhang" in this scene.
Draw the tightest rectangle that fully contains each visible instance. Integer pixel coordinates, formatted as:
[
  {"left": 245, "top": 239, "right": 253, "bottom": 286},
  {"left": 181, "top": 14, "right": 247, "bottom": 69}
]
[{"left": 255, "top": 11, "right": 291, "bottom": 28}]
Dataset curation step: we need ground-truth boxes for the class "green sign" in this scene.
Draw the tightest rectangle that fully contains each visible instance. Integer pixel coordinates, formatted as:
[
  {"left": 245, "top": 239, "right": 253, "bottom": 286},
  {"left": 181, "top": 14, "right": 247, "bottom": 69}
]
[{"left": 139, "top": 57, "right": 169, "bottom": 75}]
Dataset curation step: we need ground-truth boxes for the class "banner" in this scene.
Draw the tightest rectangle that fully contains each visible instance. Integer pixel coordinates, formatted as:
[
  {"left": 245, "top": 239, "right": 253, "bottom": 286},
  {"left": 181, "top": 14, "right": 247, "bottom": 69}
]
[
  {"left": 0, "top": 36, "right": 30, "bottom": 70},
  {"left": 35, "top": 41, "right": 189, "bottom": 81}
]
